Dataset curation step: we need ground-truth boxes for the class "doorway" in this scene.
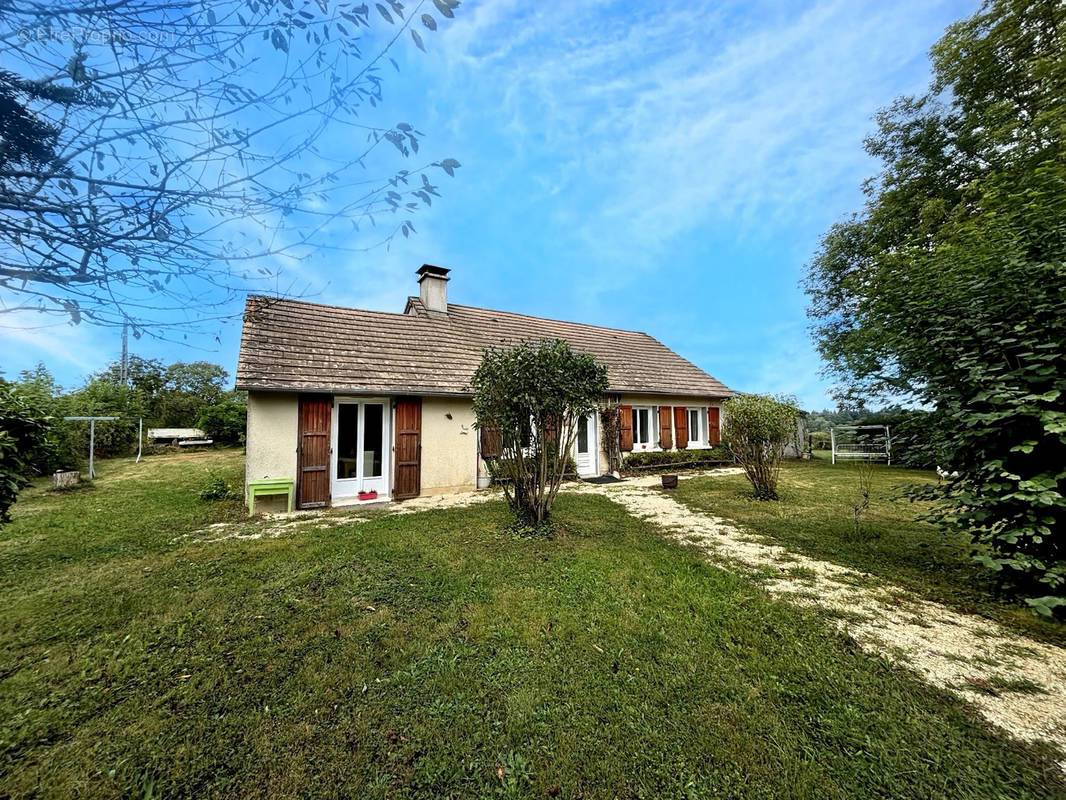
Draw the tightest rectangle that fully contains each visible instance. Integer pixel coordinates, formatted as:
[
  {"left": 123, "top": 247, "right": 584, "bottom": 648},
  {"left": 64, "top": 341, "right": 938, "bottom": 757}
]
[
  {"left": 574, "top": 412, "right": 599, "bottom": 477},
  {"left": 332, "top": 399, "right": 390, "bottom": 500}
]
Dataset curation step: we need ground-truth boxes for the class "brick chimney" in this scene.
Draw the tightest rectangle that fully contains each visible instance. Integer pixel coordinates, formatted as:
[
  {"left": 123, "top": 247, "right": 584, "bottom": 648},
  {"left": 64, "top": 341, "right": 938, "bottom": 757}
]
[{"left": 417, "top": 264, "right": 450, "bottom": 314}]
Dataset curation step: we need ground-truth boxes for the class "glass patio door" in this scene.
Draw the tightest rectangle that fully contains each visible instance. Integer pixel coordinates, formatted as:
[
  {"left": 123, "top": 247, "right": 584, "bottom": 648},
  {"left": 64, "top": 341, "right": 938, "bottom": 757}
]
[{"left": 333, "top": 400, "right": 388, "bottom": 499}]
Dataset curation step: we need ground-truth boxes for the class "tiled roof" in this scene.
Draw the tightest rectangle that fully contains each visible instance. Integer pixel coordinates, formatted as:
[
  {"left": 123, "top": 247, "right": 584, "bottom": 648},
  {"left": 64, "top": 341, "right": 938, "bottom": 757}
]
[{"left": 236, "top": 295, "right": 734, "bottom": 397}]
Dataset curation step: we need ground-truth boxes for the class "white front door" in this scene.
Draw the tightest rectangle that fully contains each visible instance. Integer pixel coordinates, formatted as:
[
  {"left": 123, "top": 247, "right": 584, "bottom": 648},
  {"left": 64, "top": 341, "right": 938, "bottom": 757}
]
[
  {"left": 574, "top": 413, "right": 598, "bottom": 477},
  {"left": 332, "top": 399, "right": 390, "bottom": 500}
]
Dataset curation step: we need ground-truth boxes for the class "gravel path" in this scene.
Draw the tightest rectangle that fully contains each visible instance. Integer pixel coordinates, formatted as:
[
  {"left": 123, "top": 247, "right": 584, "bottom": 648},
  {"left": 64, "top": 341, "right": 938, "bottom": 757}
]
[{"left": 575, "top": 473, "right": 1066, "bottom": 767}]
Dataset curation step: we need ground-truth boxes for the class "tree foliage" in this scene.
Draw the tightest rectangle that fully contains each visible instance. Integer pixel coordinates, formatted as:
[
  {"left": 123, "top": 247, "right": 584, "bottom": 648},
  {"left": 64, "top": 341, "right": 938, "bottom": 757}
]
[
  {"left": 197, "top": 395, "right": 248, "bottom": 444},
  {"left": 4, "top": 357, "right": 243, "bottom": 471},
  {"left": 1, "top": 0, "right": 461, "bottom": 335},
  {"left": 470, "top": 339, "right": 608, "bottom": 528},
  {"left": 0, "top": 384, "right": 53, "bottom": 522},
  {"left": 721, "top": 394, "right": 799, "bottom": 501},
  {"left": 804, "top": 0, "right": 1066, "bottom": 611}
]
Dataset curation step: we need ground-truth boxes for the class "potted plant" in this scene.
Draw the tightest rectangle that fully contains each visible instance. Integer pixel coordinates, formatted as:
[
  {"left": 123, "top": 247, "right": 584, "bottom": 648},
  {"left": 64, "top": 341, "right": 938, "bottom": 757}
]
[{"left": 358, "top": 490, "right": 378, "bottom": 501}]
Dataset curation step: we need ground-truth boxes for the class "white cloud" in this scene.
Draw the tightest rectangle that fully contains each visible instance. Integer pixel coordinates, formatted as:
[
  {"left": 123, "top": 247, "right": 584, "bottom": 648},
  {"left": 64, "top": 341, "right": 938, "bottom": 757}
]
[{"left": 432, "top": 0, "right": 964, "bottom": 271}]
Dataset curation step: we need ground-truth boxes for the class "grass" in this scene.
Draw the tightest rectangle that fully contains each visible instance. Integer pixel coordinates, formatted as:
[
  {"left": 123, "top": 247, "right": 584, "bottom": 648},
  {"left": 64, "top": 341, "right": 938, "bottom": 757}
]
[
  {"left": 1, "top": 451, "right": 1064, "bottom": 798},
  {"left": 672, "top": 455, "right": 1066, "bottom": 645}
]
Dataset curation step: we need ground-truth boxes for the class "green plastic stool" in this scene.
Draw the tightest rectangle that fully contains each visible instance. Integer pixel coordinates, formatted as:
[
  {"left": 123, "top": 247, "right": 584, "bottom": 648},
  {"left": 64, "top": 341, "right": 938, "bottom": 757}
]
[{"left": 247, "top": 478, "right": 295, "bottom": 516}]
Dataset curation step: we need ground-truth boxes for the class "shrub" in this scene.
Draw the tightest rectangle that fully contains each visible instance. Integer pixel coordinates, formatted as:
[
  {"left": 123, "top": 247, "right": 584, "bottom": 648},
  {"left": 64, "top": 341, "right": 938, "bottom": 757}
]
[
  {"left": 197, "top": 395, "right": 247, "bottom": 444},
  {"left": 198, "top": 471, "right": 240, "bottom": 502},
  {"left": 0, "top": 385, "right": 54, "bottom": 522},
  {"left": 623, "top": 447, "right": 731, "bottom": 471},
  {"left": 722, "top": 394, "right": 800, "bottom": 501},
  {"left": 472, "top": 339, "right": 608, "bottom": 528}
]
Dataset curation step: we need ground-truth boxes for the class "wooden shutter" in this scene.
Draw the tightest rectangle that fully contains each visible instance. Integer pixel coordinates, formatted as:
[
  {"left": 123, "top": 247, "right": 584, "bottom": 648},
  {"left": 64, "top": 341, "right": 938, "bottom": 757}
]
[
  {"left": 297, "top": 394, "right": 332, "bottom": 509},
  {"left": 658, "top": 406, "right": 673, "bottom": 450},
  {"left": 543, "top": 415, "right": 558, "bottom": 444},
  {"left": 674, "top": 406, "right": 688, "bottom": 449},
  {"left": 619, "top": 405, "right": 633, "bottom": 451},
  {"left": 708, "top": 406, "right": 721, "bottom": 445},
  {"left": 393, "top": 397, "right": 422, "bottom": 500},
  {"left": 479, "top": 425, "right": 503, "bottom": 458}
]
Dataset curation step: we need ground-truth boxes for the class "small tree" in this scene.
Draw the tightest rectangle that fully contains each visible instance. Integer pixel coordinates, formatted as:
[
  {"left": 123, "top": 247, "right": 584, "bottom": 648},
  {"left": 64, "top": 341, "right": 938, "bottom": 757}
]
[
  {"left": 197, "top": 394, "right": 248, "bottom": 444},
  {"left": 471, "top": 339, "right": 608, "bottom": 528},
  {"left": 722, "top": 394, "right": 799, "bottom": 501}
]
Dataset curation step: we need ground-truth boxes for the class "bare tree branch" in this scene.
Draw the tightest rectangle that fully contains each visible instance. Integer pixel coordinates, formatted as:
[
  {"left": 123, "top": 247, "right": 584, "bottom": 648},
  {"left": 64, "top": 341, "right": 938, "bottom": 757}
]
[{"left": 0, "top": 0, "right": 463, "bottom": 338}]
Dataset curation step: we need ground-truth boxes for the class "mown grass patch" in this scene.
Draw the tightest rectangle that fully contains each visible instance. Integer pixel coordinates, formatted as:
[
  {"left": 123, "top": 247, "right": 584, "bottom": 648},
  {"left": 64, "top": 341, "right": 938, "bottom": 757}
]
[
  {"left": 1, "top": 451, "right": 1063, "bottom": 798},
  {"left": 673, "top": 457, "right": 1066, "bottom": 645}
]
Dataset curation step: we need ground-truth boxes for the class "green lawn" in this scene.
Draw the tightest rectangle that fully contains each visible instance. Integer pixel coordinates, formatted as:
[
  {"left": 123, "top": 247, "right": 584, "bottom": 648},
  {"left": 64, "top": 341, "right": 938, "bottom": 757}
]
[
  {"left": 1, "top": 451, "right": 1063, "bottom": 798},
  {"left": 672, "top": 456, "right": 1066, "bottom": 645}
]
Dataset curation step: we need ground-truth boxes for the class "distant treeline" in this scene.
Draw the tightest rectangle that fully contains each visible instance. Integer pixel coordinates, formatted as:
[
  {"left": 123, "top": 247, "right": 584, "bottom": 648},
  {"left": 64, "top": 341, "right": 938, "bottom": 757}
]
[{"left": 0, "top": 356, "right": 245, "bottom": 475}]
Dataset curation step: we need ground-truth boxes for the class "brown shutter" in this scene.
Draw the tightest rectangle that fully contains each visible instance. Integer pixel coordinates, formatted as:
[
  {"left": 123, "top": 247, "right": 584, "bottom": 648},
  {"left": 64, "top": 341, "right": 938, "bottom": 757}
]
[
  {"left": 619, "top": 405, "right": 633, "bottom": 451},
  {"left": 658, "top": 406, "right": 673, "bottom": 449},
  {"left": 674, "top": 406, "right": 688, "bottom": 449},
  {"left": 708, "top": 406, "right": 721, "bottom": 445},
  {"left": 543, "top": 415, "right": 558, "bottom": 444},
  {"left": 480, "top": 425, "right": 503, "bottom": 458},
  {"left": 297, "top": 394, "right": 332, "bottom": 509},
  {"left": 393, "top": 397, "right": 422, "bottom": 500}
]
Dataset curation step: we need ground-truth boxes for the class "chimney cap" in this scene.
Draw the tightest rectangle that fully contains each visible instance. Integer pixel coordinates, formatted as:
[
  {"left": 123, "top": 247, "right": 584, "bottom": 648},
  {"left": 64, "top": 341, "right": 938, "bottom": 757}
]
[{"left": 417, "top": 264, "right": 450, "bottom": 281}]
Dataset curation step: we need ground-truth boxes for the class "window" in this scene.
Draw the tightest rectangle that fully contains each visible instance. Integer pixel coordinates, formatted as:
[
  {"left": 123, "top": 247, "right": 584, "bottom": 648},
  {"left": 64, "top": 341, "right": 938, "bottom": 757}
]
[
  {"left": 577, "top": 415, "right": 589, "bottom": 454},
  {"left": 688, "top": 408, "right": 702, "bottom": 445},
  {"left": 632, "top": 407, "right": 652, "bottom": 448},
  {"left": 363, "top": 404, "right": 383, "bottom": 478},
  {"left": 336, "top": 404, "right": 359, "bottom": 479}
]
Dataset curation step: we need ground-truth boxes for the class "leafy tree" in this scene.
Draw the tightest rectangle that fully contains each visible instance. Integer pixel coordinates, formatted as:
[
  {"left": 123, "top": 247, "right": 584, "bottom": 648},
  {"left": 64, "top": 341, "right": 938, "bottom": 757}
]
[
  {"left": 96, "top": 356, "right": 167, "bottom": 400},
  {"left": 804, "top": 0, "right": 1066, "bottom": 611},
  {"left": 721, "top": 394, "right": 799, "bottom": 501},
  {"left": 471, "top": 339, "right": 608, "bottom": 529},
  {"left": 197, "top": 394, "right": 247, "bottom": 444},
  {"left": 1, "top": 0, "right": 461, "bottom": 334},
  {"left": 158, "top": 362, "right": 229, "bottom": 426},
  {"left": 0, "top": 385, "right": 53, "bottom": 522},
  {"left": 6, "top": 365, "right": 76, "bottom": 473}
]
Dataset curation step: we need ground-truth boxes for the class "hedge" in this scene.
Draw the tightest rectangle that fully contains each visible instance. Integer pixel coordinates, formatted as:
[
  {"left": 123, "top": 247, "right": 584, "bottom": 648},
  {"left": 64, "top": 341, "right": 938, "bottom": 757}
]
[{"left": 623, "top": 447, "right": 731, "bottom": 471}]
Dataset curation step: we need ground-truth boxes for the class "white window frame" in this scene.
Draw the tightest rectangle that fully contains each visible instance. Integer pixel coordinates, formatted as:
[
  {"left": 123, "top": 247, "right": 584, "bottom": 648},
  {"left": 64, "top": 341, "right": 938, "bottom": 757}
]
[
  {"left": 687, "top": 407, "right": 703, "bottom": 447},
  {"left": 631, "top": 406, "right": 653, "bottom": 450},
  {"left": 331, "top": 396, "right": 391, "bottom": 501}
]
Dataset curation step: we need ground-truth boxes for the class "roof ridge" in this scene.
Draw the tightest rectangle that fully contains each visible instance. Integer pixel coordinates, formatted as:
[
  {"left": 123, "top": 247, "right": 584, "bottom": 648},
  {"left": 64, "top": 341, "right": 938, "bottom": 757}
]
[
  {"left": 249, "top": 294, "right": 414, "bottom": 320},
  {"left": 446, "top": 302, "right": 652, "bottom": 338},
  {"left": 257, "top": 293, "right": 656, "bottom": 338}
]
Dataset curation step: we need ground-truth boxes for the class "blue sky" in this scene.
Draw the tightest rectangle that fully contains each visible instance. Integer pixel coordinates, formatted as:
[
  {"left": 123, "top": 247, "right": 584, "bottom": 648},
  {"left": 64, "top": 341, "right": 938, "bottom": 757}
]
[{"left": 2, "top": 0, "right": 977, "bottom": 408}]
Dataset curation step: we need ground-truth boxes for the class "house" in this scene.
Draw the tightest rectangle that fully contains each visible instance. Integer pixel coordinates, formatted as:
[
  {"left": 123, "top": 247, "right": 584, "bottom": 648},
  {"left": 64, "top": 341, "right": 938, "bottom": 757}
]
[{"left": 236, "top": 265, "right": 734, "bottom": 511}]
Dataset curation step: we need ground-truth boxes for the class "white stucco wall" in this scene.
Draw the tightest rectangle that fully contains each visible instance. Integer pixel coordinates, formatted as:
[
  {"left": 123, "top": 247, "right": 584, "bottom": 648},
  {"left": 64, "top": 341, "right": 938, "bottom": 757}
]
[
  {"left": 245, "top": 391, "right": 299, "bottom": 512},
  {"left": 246, "top": 391, "right": 299, "bottom": 484},
  {"left": 420, "top": 396, "right": 478, "bottom": 495}
]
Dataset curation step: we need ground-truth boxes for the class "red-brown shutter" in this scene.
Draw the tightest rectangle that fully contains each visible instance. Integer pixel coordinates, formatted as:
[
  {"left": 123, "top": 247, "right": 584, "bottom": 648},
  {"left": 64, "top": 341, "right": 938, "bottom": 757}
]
[
  {"left": 708, "top": 406, "right": 721, "bottom": 445},
  {"left": 480, "top": 425, "right": 503, "bottom": 458},
  {"left": 674, "top": 406, "right": 688, "bottom": 449},
  {"left": 619, "top": 405, "right": 633, "bottom": 451},
  {"left": 658, "top": 406, "right": 673, "bottom": 450},
  {"left": 393, "top": 397, "right": 422, "bottom": 500},
  {"left": 543, "top": 415, "right": 558, "bottom": 444},
  {"left": 297, "top": 394, "right": 332, "bottom": 509}
]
